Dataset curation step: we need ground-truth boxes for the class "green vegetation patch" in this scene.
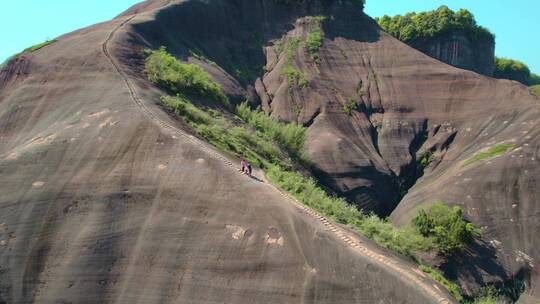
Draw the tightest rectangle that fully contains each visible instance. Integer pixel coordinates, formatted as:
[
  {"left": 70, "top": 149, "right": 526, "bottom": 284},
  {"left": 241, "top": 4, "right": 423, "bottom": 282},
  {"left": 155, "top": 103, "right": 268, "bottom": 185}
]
[
  {"left": 267, "top": 167, "right": 433, "bottom": 257},
  {"left": 306, "top": 15, "right": 328, "bottom": 23},
  {"left": 282, "top": 64, "right": 309, "bottom": 88},
  {"left": 375, "top": 6, "right": 494, "bottom": 44},
  {"left": 24, "top": 40, "right": 57, "bottom": 53},
  {"left": 418, "top": 151, "right": 434, "bottom": 169},
  {"left": 0, "top": 59, "right": 10, "bottom": 70},
  {"left": 530, "top": 73, "right": 540, "bottom": 86},
  {"left": 161, "top": 95, "right": 289, "bottom": 169},
  {"left": 421, "top": 264, "right": 505, "bottom": 304},
  {"left": 531, "top": 85, "right": 540, "bottom": 97},
  {"left": 305, "top": 16, "right": 327, "bottom": 64},
  {"left": 413, "top": 203, "right": 481, "bottom": 256},
  {"left": 280, "top": 37, "right": 309, "bottom": 91},
  {"left": 145, "top": 47, "right": 228, "bottom": 105},
  {"left": 236, "top": 103, "right": 306, "bottom": 159},
  {"left": 494, "top": 57, "right": 535, "bottom": 85},
  {"left": 274, "top": 40, "right": 284, "bottom": 57},
  {"left": 286, "top": 37, "right": 301, "bottom": 61},
  {"left": 464, "top": 143, "right": 514, "bottom": 166},
  {"left": 421, "top": 265, "right": 513, "bottom": 304},
  {"left": 1, "top": 39, "right": 57, "bottom": 70},
  {"left": 343, "top": 97, "right": 358, "bottom": 115},
  {"left": 420, "top": 265, "right": 464, "bottom": 302},
  {"left": 306, "top": 27, "right": 324, "bottom": 64},
  {"left": 468, "top": 294, "right": 500, "bottom": 304},
  {"left": 150, "top": 46, "right": 431, "bottom": 258}
]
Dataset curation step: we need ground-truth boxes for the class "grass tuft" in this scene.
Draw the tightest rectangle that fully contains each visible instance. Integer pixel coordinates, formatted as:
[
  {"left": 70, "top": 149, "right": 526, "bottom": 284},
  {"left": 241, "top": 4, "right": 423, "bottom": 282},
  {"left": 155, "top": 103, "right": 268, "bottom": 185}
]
[
  {"left": 236, "top": 102, "right": 306, "bottom": 159},
  {"left": 464, "top": 143, "right": 514, "bottom": 166},
  {"left": 281, "top": 64, "right": 309, "bottom": 89},
  {"left": 1, "top": 39, "right": 57, "bottom": 70},
  {"left": 280, "top": 37, "right": 309, "bottom": 90},
  {"left": 531, "top": 85, "right": 540, "bottom": 97},
  {"left": 420, "top": 265, "right": 464, "bottom": 302},
  {"left": 305, "top": 16, "right": 327, "bottom": 64},
  {"left": 343, "top": 97, "right": 358, "bottom": 115},
  {"left": 286, "top": 37, "right": 301, "bottom": 61},
  {"left": 305, "top": 28, "right": 324, "bottom": 64},
  {"left": 24, "top": 40, "right": 57, "bottom": 53}
]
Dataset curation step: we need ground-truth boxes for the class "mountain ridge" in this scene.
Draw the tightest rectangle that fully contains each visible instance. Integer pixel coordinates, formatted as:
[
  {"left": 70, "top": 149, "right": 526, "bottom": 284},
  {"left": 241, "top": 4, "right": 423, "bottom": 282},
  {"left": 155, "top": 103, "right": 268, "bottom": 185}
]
[{"left": 0, "top": 0, "right": 538, "bottom": 303}]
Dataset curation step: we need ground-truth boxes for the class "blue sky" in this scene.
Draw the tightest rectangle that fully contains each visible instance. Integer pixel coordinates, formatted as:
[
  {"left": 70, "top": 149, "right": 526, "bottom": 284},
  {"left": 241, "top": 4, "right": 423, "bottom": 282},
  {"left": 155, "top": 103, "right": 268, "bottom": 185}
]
[{"left": 1, "top": 0, "right": 538, "bottom": 74}]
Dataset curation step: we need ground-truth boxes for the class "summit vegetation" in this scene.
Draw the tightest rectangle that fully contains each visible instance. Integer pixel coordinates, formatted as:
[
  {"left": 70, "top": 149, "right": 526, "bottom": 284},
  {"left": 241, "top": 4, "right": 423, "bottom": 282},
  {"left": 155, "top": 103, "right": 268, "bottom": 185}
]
[
  {"left": 375, "top": 6, "right": 494, "bottom": 44},
  {"left": 531, "top": 85, "right": 540, "bottom": 97},
  {"left": 494, "top": 57, "right": 540, "bottom": 86},
  {"left": 0, "top": 39, "right": 57, "bottom": 70},
  {"left": 376, "top": 7, "right": 539, "bottom": 87}
]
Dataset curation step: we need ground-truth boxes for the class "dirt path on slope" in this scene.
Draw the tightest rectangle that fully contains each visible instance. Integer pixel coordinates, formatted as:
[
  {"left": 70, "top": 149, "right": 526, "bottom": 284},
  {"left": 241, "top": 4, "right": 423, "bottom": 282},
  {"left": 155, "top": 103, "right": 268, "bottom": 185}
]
[{"left": 101, "top": 4, "right": 455, "bottom": 304}]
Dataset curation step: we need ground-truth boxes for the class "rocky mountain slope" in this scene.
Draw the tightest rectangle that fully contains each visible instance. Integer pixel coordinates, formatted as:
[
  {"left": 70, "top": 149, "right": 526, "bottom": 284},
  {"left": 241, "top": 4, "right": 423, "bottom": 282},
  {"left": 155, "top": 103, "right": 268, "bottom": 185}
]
[
  {"left": 0, "top": 1, "right": 456, "bottom": 303},
  {"left": 0, "top": 0, "right": 539, "bottom": 303}
]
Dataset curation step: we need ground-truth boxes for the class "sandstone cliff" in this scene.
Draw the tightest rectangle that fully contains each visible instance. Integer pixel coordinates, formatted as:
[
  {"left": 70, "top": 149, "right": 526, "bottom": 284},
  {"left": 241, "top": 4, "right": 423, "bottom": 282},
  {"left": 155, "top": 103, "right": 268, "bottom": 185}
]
[
  {"left": 0, "top": 1, "right": 454, "bottom": 303},
  {"left": 0, "top": 0, "right": 538, "bottom": 303},
  {"left": 409, "top": 30, "right": 495, "bottom": 76}
]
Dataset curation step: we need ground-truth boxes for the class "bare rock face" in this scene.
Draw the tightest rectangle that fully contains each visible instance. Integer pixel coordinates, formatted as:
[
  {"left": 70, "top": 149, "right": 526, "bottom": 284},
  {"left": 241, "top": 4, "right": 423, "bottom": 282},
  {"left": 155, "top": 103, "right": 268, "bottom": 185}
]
[
  {"left": 408, "top": 30, "right": 495, "bottom": 76},
  {"left": 0, "top": 1, "right": 454, "bottom": 304},
  {"left": 266, "top": 14, "right": 538, "bottom": 302},
  {"left": 257, "top": 7, "right": 539, "bottom": 302},
  {"left": 134, "top": 0, "right": 536, "bottom": 300},
  {"left": 0, "top": 0, "right": 538, "bottom": 302}
]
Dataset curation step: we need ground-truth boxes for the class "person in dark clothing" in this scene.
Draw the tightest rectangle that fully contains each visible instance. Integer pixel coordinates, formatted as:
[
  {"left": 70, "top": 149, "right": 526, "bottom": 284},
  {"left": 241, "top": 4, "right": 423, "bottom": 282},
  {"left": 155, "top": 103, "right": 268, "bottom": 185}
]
[{"left": 247, "top": 162, "right": 252, "bottom": 177}]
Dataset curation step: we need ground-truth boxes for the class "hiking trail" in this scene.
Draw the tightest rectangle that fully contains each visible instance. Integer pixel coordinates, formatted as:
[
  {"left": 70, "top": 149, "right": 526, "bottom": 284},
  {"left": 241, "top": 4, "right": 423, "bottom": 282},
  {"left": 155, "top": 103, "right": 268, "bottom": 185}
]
[{"left": 102, "top": 4, "right": 455, "bottom": 303}]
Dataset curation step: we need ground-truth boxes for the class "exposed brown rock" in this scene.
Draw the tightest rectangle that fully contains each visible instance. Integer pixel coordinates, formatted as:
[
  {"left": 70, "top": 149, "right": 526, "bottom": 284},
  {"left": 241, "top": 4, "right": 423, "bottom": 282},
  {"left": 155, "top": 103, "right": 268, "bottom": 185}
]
[
  {"left": 0, "top": 1, "right": 457, "bottom": 303},
  {"left": 0, "top": 0, "right": 538, "bottom": 302}
]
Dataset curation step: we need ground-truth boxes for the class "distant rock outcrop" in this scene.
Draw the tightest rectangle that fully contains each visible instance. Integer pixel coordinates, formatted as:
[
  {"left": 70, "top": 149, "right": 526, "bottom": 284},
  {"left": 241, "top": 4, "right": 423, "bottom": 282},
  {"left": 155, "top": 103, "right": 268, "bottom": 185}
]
[
  {"left": 376, "top": 6, "right": 496, "bottom": 76},
  {"left": 408, "top": 30, "right": 495, "bottom": 76}
]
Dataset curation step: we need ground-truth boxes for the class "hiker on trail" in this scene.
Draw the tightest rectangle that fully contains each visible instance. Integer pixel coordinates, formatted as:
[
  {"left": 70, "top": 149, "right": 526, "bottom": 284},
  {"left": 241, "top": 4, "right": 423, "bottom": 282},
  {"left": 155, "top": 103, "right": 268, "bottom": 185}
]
[
  {"left": 240, "top": 157, "right": 247, "bottom": 174},
  {"left": 246, "top": 162, "right": 252, "bottom": 177}
]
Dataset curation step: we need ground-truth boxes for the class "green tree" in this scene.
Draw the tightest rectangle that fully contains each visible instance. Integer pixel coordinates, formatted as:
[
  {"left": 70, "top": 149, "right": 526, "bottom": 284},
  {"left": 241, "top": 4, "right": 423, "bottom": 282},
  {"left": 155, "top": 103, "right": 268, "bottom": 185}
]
[
  {"left": 494, "top": 57, "right": 531, "bottom": 84},
  {"left": 375, "top": 6, "right": 494, "bottom": 44},
  {"left": 412, "top": 203, "right": 481, "bottom": 256},
  {"left": 530, "top": 73, "right": 540, "bottom": 85}
]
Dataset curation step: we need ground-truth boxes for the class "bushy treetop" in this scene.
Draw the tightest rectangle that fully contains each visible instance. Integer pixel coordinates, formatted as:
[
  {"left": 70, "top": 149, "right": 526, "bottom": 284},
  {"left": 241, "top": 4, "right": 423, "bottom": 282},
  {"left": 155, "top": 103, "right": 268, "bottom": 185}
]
[
  {"left": 494, "top": 57, "right": 540, "bottom": 85},
  {"left": 375, "top": 6, "right": 494, "bottom": 44}
]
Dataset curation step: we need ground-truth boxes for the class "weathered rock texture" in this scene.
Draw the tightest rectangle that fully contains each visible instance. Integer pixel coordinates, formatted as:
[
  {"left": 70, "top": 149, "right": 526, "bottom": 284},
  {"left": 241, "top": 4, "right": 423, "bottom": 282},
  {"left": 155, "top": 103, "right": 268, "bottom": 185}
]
[
  {"left": 409, "top": 31, "right": 496, "bottom": 76},
  {"left": 0, "top": 0, "right": 539, "bottom": 303},
  {"left": 255, "top": 4, "right": 538, "bottom": 301},
  {"left": 0, "top": 1, "right": 455, "bottom": 304}
]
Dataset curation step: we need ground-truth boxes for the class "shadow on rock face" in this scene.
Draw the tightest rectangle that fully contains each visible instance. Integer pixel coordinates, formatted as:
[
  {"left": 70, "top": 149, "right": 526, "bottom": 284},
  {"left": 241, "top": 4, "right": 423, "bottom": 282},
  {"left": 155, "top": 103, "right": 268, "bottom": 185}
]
[
  {"left": 324, "top": 11, "right": 380, "bottom": 43},
  {"left": 441, "top": 239, "right": 529, "bottom": 301},
  {"left": 312, "top": 164, "right": 399, "bottom": 215},
  {"left": 131, "top": 0, "right": 379, "bottom": 87}
]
